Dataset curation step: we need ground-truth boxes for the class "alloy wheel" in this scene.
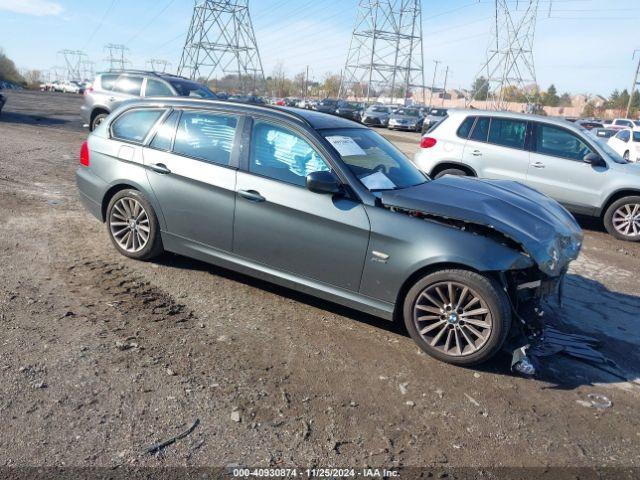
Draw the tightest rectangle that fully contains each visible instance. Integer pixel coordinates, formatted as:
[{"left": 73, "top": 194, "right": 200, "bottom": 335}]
[
  {"left": 109, "top": 197, "right": 150, "bottom": 253},
  {"left": 612, "top": 203, "right": 640, "bottom": 238},
  {"left": 413, "top": 281, "right": 493, "bottom": 357}
]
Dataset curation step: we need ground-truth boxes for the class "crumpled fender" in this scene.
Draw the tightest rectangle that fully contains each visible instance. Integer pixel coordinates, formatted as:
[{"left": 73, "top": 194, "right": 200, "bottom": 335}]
[{"left": 381, "top": 176, "right": 583, "bottom": 276}]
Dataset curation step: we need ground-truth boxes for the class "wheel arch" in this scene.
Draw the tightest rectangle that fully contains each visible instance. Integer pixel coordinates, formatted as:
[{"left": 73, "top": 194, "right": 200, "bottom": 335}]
[
  {"left": 430, "top": 161, "right": 477, "bottom": 178},
  {"left": 598, "top": 188, "right": 640, "bottom": 217},
  {"left": 90, "top": 107, "right": 110, "bottom": 129}
]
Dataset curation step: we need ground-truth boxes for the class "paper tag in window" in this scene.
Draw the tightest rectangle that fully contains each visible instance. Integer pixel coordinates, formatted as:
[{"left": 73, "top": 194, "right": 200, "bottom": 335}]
[
  {"left": 360, "top": 171, "right": 396, "bottom": 190},
  {"left": 325, "top": 136, "right": 366, "bottom": 157}
]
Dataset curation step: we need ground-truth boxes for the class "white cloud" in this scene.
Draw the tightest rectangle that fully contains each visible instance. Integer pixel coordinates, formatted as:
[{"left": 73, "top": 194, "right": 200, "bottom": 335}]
[{"left": 0, "top": 0, "right": 63, "bottom": 16}]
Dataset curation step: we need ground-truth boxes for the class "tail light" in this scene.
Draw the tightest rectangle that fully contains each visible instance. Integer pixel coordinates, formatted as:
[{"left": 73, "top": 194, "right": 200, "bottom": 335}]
[
  {"left": 84, "top": 86, "right": 93, "bottom": 95},
  {"left": 80, "top": 141, "right": 90, "bottom": 166},
  {"left": 420, "top": 136, "right": 437, "bottom": 148}
]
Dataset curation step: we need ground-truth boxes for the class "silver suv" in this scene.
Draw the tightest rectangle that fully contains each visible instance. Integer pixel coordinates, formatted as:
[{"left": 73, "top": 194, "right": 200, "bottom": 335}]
[
  {"left": 81, "top": 70, "right": 216, "bottom": 131},
  {"left": 414, "top": 110, "right": 640, "bottom": 242}
]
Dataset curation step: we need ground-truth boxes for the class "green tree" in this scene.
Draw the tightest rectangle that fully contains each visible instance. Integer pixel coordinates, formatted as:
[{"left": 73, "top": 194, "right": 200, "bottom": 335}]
[
  {"left": 558, "top": 92, "right": 572, "bottom": 107},
  {"left": 542, "top": 84, "right": 560, "bottom": 107},
  {"left": 470, "top": 77, "right": 489, "bottom": 101},
  {"left": 0, "top": 48, "right": 25, "bottom": 85}
]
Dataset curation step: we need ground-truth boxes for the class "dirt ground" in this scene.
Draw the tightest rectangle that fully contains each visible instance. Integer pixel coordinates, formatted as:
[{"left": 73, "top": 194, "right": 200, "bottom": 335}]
[{"left": 1, "top": 90, "right": 640, "bottom": 474}]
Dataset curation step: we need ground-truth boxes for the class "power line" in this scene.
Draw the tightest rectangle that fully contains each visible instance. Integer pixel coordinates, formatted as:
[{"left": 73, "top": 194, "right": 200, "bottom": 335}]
[
  {"left": 83, "top": 0, "right": 119, "bottom": 50},
  {"left": 126, "top": 0, "right": 178, "bottom": 44}
]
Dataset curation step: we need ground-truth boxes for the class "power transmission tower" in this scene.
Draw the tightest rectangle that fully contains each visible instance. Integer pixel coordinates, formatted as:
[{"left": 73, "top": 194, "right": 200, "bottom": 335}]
[
  {"left": 104, "top": 44, "right": 130, "bottom": 71},
  {"left": 59, "top": 49, "right": 87, "bottom": 81},
  {"left": 473, "top": 0, "right": 540, "bottom": 110},
  {"left": 339, "top": 0, "right": 425, "bottom": 105},
  {"left": 147, "top": 59, "right": 172, "bottom": 73},
  {"left": 177, "top": 0, "right": 265, "bottom": 93}
]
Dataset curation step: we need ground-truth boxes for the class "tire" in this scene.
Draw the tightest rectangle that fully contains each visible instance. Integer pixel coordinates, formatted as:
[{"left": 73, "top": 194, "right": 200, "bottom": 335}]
[
  {"left": 403, "top": 269, "right": 511, "bottom": 366},
  {"left": 624, "top": 151, "right": 630, "bottom": 162},
  {"left": 91, "top": 112, "right": 108, "bottom": 131},
  {"left": 106, "top": 189, "right": 164, "bottom": 260},
  {"left": 434, "top": 168, "right": 467, "bottom": 179},
  {"left": 603, "top": 195, "right": 640, "bottom": 242}
]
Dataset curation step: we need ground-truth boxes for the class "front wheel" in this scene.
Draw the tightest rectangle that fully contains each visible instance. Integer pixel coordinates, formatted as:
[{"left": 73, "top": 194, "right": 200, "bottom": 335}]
[
  {"left": 604, "top": 196, "right": 640, "bottom": 241},
  {"left": 403, "top": 269, "right": 511, "bottom": 366},
  {"left": 624, "top": 151, "right": 630, "bottom": 162},
  {"left": 106, "top": 189, "right": 164, "bottom": 260}
]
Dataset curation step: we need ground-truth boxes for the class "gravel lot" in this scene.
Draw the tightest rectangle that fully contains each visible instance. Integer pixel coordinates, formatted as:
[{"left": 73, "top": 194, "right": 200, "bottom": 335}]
[{"left": 1, "top": 90, "right": 640, "bottom": 472}]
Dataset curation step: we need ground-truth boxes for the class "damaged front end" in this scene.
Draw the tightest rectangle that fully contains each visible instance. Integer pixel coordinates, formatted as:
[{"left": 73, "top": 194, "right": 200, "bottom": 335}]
[{"left": 380, "top": 175, "right": 586, "bottom": 375}]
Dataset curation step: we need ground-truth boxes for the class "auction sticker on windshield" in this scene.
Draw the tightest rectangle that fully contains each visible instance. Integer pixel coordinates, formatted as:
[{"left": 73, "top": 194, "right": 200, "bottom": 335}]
[
  {"left": 360, "top": 171, "right": 396, "bottom": 190},
  {"left": 325, "top": 136, "right": 367, "bottom": 157}
]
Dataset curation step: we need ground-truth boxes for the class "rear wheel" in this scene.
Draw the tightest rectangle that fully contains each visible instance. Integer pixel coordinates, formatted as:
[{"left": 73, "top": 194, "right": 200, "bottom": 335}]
[
  {"left": 604, "top": 196, "right": 640, "bottom": 241},
  {"left": 91, "top": 112, "right": 108, "bottom": 131},
  {"left": 434, "top": 168, "right": 467, "bottom": 179},
  {"left": 106, "top": 189, "right": 163, "bottom": 260},
  {"left": 403, "top": 269, "right": 511, "bottom": 366}
]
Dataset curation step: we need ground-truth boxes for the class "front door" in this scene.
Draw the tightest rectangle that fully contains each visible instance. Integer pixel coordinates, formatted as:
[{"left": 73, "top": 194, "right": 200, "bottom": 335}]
[
  {"left": 525, "top": 122, "right": 607, "bottom": 213},
  {"left": 233, "top": 120, "right": 370, "bottom": 291},
  {"left": 461, "top": 116, "right": 530, "bottom": 182},
  {"left": 143, "top": 109, "right": 240, "bottom": 251}
]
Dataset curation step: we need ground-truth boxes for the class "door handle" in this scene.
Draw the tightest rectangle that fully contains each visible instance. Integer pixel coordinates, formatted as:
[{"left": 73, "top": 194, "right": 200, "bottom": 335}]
[
  {"left": 532, "top": 162, "right": 546, "bottom": 168},
  {"left": 238, "top": 189, "right": 265, "bottom": 202},
  {"left": 149, "top": 163, "right": 171, "bottom": 174},
  {"left": 471, "top": 150, "right": 482, "bottom": 156}
]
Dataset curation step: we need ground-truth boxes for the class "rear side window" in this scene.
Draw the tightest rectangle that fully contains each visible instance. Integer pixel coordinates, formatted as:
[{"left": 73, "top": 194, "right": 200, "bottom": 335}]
[
  {"left": 100, "top": 74, "right": 118, "bottom": 91},
  {"left": 150, "top": 110, "right": 180, "bottom": 151},
  {"left": 145, "top": 79, "right": 174, "bottom": 97},
  {"left": 535, "top": 124, "right": 594, "bottom": 161},
  {"left": 615, "top": 130, "right": 630, "bottom": 142},
  {"left": 469, "top": 117, "right": 490, "bottom": 142},
  {"left": 111, "top": 109, "right": 165, "bottom": 143},
  {"left": 457, "top": 116, "right": 476, "bottom": 139},
  {"left": 488, "top": 118, "right": 527, "bottom": 149},
  {"left": 114, "top": 76, "right": 143, "bottom": 95},
  {"left": 173, "top": 110, "right": 238, "bottom": 166}
]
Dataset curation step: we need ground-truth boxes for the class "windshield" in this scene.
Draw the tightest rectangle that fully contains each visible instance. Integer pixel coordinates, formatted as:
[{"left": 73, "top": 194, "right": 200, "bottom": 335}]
[
  {"left": 429, "top": 109, "right": 447, "bottom": 117},
  {"left": 368, "top": 106, "right": 389, "bottom": 113},
  {"left": 320, "top": 99, "right": 337, "bottom": 106},
  {"left": 395, "top": 109, "right": 419, "bottom": 117},
  {"left": 321, "top": 128, "right": 427, "bottom": 191},
  {"left": 338, "top": 101, "right": 360, "bottom": 109},
  {"left": 169, "top": 80, "right": 216, "bottom": 99}
]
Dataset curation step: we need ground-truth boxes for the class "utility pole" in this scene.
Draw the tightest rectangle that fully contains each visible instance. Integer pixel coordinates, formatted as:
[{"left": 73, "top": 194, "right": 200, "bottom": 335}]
[
  {"left": 441, "top": 65, "right": 449, "bottom": 107},
  {"left": 340, "top": 0, "right": 425, "bottom": 105},
  {"left": 625, "top": 49, "right": 640, "bottom": 119},
  {"left": 178, "top": 0, "right": 265, "bottom": 93},
  {"left": 428, "top": 60, "right": 441, "bottom": 108},
  {"left": 473, "top": 0, "right": 540, "bottom": 110}
]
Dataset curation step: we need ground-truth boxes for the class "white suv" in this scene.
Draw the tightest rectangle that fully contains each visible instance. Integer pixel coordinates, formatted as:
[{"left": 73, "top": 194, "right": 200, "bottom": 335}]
[{"left": 414, "top": 109, "right": 640, "bottom": 242}]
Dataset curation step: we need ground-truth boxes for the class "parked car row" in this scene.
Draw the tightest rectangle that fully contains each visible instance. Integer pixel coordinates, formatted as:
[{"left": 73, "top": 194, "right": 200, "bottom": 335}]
[
  {"left": 0, "top": 91, "right": 6, "bottom": 115},
  {"left": 414, "top": 110, "right": 640, "bottom": 242},
  {"left": 41, "top": 80, "right": 90, "bottom": 94}
]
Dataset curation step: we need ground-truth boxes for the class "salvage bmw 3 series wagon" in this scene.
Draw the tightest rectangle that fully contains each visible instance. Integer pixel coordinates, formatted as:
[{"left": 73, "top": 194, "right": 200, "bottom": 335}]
[{"left": 76, "top": 99, "right": 583, "bottom": 366}]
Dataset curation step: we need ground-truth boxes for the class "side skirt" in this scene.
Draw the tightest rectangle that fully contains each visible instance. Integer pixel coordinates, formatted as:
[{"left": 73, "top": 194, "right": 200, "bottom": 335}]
[{"left": 161, "top": 232, "right": 395, "bottom": 321}]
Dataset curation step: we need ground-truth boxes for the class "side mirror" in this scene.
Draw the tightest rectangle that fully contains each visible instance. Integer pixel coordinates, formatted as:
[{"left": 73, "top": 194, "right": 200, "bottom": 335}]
[
  {"left": 306, "top": 171, "right": 342, "bottom": 195},
  {"left": 583, "top": 152, "right": 605, "bottom": 166}
]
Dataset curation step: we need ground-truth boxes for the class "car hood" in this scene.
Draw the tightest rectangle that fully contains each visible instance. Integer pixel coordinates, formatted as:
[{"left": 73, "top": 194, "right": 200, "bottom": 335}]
[
  {"left": 381, "top": 176, "right": 583, "bottom": 276},
  {"left": 365, "top": 111, "right": 389, "bottom": 118}
]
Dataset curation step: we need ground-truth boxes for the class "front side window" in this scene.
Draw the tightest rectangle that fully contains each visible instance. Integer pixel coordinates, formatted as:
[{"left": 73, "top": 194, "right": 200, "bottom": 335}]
[
  {"left": 114, "top": 76, "right": 143, "bottom": 96},
  {"left": 169, "top": 80, "right": 216, "bottom": 99},
  {"left": 469, "top": 117, "right": 490, "bottom": 142},
  {"left": 250, "top": 122, "right": 329, "bottom": 187},
  {"left": 173, "top": 111, "right": 237, "bottom": 166},
  {"left": 111, "top": 109, "right": 165, "bottom": 143},
  {"left": 616, "top": 119, "right": 633, "bottom": 127},
  {"left": 145, "top": 79, "right": 174, "bottom": 97},
  {"left": 488, "top": 118, "right": 527, "bottom": 149},
  {"left": 322, "top": 128, "right": 426, "bottom": 192},
  {"left": 535, "top": 124, "right": 594, "bottom": 161}
]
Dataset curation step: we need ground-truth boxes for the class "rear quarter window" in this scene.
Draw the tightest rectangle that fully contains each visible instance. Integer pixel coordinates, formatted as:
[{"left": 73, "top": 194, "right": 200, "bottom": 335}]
[
  {"left": 456, "top": 116, "right": 476, "bottom": 139},
  {"left": 100, "top": 74, "right": 118, "bottom": 91},
  {"left": 111, "top": 109, "right": 165, "bottom": 144}
]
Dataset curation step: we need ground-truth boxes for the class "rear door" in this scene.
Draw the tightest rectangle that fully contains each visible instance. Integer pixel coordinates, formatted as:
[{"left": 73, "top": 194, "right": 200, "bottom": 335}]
[
  {"left": 525, "top": 122, "right": 606, "bottom": 213},
  {"left": 461, "top": 116, "right": 530, "bottom": 181},
  {"left": 232, "top": 119, "right": 370, "bottom": 291},
  {"left": 143, "top": 109, "right": 241, "bottom": 251},
  {"left": 607, "top": 129, "right": 631, "bottom": 158},
  {"left": 106, "top": 74, "right": 144, "bottom": 110}
]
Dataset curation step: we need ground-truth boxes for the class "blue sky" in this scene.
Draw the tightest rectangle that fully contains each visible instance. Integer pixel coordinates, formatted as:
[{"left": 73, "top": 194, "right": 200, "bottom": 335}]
[{"left": 0, "top": 0, "right": 639, "bottom": 96}]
